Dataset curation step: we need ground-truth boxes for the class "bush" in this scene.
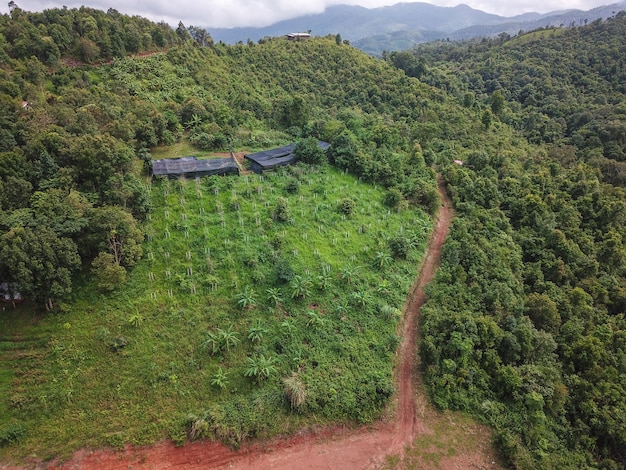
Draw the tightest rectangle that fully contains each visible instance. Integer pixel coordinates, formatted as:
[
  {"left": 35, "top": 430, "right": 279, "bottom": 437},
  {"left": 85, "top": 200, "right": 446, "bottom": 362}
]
[
  {"left": 274, "top": 258, "right": 294, "bottom": 284},
  {"left": 283, "top": 373, "right": 307, "bottom": 409},
  {"left": 272, "top": 197, "right": 290, "bottom": 222},
  {"left": 389, "top": 236, "right": 410, "bottom": 258},
  {"left": 284, "top": 178, "right": 299, "bottom": 194},
  {"left": 0, "top": 423, "right": 26, "bottom": 446},
  {"left": 295, "top": 137, "right": 326, "bottom": 164},
  {"left": 338, "top": 197, "right": 356, "bottom": 215},
  {"left": 383, "top": 187, "right": 403, "bottom": 209}
]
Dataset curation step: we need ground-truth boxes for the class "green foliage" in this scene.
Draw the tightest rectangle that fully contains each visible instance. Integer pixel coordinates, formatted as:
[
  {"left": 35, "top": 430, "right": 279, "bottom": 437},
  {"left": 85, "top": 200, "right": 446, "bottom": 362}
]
[
  {"left": 265, "top": 287, "right": 283, "bottom": 306},
  {"left": 272, "top": 197, "right": 291, "bottom": 222},
  {"left": 236, "top": 286, "right": 257, "bottom": 310},
  {"left": 294, "top": 137, "right": 327, "bottom": 164},
  {"left": 383, "top": 187, "right": 404, "bottom": 209},
  {"left": 210, "top": 367, "right": 229, "bottom": 390},
  {"left": 338, "top": 197, "right": 356, "bottom": 216},
  {"left": 244, "top": 354, "right": 277, "bottom": 385},
  {"left": 0, "top": 5, "right": 454, "bottom": 461},
  {"left": 289, "top": 274, "right": 313, "bottom": 300},
  {"left": 91, "top": 252, "right": 127, "bottom": 291},
  {"left": 0, "top": 422, "right": 26, "bottom": 446},
  {"left": 247, "top": 321, "right": 267, "bottom": 344},
  {"left": 389, "top": 236, "right": 410, "bottom": 259}
]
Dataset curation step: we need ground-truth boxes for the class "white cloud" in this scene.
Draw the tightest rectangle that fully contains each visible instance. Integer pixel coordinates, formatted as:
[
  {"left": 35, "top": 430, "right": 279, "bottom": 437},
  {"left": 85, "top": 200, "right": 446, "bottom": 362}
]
[{"left": 3, "top": 1, "right": 619, "bottom": 28}]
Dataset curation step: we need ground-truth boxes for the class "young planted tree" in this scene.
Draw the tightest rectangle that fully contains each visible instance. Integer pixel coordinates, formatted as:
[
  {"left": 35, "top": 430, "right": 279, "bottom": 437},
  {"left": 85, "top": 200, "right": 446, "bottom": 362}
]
[
  {"left": 265, "top": 287, "right": 283, "bottom": 306},
  {"left": 236, "top": 286, "right": 257, "bottom": 310},
  {"left": 244, "top": 354, "right": 277, "bottom": 385},
  {"left": 247, "top": 321, "right": 268, "bottom": 344},
  {"left": 217, "top": 326, "right": 241, "bottom": 352},
  {"left": 290, "top": 274, "right": 313, "bottom": 300},
  {"left": 210, "top": 367, "right": 228, "bottom": 390}
]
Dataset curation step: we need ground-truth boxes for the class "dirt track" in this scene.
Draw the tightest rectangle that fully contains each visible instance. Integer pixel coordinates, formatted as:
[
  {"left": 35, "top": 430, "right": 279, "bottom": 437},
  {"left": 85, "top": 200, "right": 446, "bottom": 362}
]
[{"left": 26, "top": 176, "right": 497, "bottom": 470}]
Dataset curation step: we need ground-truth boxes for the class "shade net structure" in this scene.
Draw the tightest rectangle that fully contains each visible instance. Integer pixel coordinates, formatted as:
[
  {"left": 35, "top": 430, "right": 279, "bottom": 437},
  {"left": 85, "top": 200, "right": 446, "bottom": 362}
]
[
  {"left": 244, "top": 141, "right": 330, "bottom": 174},
  {"left": 152, "top": 156, "right": 239, "bottom": 179}
]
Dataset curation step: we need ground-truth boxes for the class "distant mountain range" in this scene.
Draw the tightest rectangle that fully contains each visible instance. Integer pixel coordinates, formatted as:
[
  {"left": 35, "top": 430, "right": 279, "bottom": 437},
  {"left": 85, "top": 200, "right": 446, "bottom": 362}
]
[{"left": 208, "top": 1, "right": 626, "bottom": 55}]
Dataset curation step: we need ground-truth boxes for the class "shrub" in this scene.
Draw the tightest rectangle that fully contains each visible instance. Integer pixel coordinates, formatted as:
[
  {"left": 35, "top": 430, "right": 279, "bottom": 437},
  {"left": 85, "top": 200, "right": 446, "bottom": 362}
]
[
  {"left": 110, "top": 336, "right": 128, "bottom": 352},
  {"left": 383, "top": 187, "right": 403, "bottom": 209},
  {"left": 284, "top": 178, "right": 299, "bottom": 194},
  {"left": 338, "top": 197, "right": 356, "bottom": 215},
  {"left": 273, "top": 197, "right": 290, "bottom": 222},
  {"left": 389, "top": 236, "right": 410, "bottom": 259},
  {"left": 0, "top": 423, "right": 26, "bottom": 446},
  {"left": 274, "top": 258, "right": 294, "bottom": 284},
  {"left": 294, "top": 137, "right": 326, "bottom": 164}
]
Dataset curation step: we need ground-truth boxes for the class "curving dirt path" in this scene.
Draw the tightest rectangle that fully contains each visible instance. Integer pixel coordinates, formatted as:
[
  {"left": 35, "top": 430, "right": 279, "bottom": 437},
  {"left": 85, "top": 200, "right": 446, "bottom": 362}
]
[{"left": 33, "top": 176, "right": 483, "bottom": 470}]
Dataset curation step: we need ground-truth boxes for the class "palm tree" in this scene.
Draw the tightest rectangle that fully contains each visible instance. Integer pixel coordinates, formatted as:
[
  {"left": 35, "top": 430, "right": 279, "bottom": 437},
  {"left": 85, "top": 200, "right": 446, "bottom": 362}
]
[
  {"left": 247, "top": 321, "right": 268, "bottom": 344},
  {"left": 210, "top": 367, "right": 228, "bottom": 390},
  {"left": 236, "top": 285, "right": 257, "bottom": 309},
  {"left": 290, "top": 274, "right": 313, "bottom": 299},
  {"left": 217, "top": 326, "right": 240, "bottom": 352},
  {"left": 280, "top": 318, "right": 296, "bottom": 335},
  {"left": 306, "top": 310, "right": 326, "bottom": 329},
  {"left": 351, "top": 289, "right": 372, "bottom": 309},
  {"left": 316, "top": 266, "right": 333, "bottom": 290},
  {"left": 340, "top": 264, "right": 361, "bottom": 284},
  {"left": 374, "top": 251, "right": 393, "bottom": 269},
  {"left": 244, "top": 354, "right": 277, "bottom": 385},
  {"left": 127, "top": 309, "right": 144, "bottom": 327},
  {"left": 265, "top": 287, "right": 283, "bottom": 306},
  {"left": 333, "top": 301, "right": 349, "bottom": 316},
  {"left": 201, "top": 330, "right": 221, "bottom": 355}
]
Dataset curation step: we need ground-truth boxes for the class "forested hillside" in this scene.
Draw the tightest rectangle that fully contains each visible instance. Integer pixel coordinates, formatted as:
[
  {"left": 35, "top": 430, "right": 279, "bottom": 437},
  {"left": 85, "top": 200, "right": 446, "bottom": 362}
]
[
  {"left": 387, "top": 13, "right": 626, "bottom": 470},
  {"left": 0, "top": 5, "right": 624, "bottom": 470},
  {"left": 0, "top": 5, "right": 466, "bottom": 464}
]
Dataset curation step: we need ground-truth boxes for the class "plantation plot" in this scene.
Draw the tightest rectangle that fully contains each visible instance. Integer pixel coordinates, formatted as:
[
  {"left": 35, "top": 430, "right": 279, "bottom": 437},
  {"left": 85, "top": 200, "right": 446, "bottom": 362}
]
[{"left": 0, "top": 164, "right": 433, "bottom": 460}]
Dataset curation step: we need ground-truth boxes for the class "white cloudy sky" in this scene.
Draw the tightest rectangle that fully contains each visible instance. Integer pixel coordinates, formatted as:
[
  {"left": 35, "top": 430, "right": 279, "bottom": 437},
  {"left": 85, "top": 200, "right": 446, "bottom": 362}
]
[{"left": 1, "top": 1, "right": 619, "bottom": 28}]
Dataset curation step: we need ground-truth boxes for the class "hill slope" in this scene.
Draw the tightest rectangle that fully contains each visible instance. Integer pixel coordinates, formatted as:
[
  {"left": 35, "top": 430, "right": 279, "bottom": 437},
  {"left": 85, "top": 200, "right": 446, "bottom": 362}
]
[
  {"left": 1, "top": 6, "right": 625, "bottom": 470},
  {"left": 387, "top": 13, "right": 626, "bottom": 469}
]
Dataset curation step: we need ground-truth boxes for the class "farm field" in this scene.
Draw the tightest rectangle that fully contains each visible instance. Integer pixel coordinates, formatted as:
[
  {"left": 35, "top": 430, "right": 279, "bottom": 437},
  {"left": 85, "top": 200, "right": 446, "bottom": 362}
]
[{"left": 0, "top": 163, "right": 432, "bottom": 463}]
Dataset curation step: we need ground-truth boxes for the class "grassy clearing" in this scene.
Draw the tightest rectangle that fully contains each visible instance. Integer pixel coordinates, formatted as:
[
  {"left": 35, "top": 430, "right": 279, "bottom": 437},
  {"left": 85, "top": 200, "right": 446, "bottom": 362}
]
[
  {"left": 150, "top": 138, "right": 201, "bottom": 159},
  {"left": 0, "top": 163, "right": 433, "bottom": 462}
]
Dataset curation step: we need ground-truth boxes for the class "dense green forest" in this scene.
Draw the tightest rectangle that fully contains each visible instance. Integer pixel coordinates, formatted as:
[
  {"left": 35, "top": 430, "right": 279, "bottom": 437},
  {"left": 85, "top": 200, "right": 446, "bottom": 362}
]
[
  {"left": 0, "top": 5, "right": 624, "bottom": 470},
  {"left": 388, "top": 13, "right": 626, "bottom": 470}
]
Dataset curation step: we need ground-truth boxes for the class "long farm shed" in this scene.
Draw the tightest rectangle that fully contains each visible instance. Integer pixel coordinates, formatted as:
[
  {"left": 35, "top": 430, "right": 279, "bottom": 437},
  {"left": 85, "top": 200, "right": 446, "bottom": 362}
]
[{"left": 152, "top": 156, "right": 239, "bottom": 179}]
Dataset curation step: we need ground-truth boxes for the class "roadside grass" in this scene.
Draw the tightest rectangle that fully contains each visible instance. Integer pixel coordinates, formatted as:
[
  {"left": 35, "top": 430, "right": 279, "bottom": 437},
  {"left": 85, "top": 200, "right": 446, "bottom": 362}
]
[
  {"left": 0, "top": 163, "right": 433, "bottom": 463},
  {"left": 399, "top": 410, "right": 502, "bottom": 470}
]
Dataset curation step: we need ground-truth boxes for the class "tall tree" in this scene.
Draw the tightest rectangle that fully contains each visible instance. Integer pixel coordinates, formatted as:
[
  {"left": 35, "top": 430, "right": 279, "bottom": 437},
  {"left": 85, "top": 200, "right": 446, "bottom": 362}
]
[{"left": 0, "top": 226, "right": 80, "bottom": 310}]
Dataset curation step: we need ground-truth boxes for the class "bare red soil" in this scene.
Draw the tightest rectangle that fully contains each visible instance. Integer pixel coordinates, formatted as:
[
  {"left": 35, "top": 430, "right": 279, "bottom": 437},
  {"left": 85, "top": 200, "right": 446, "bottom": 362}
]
[{"left": 7, "top": 177, "right": 500, "bottom": 470}]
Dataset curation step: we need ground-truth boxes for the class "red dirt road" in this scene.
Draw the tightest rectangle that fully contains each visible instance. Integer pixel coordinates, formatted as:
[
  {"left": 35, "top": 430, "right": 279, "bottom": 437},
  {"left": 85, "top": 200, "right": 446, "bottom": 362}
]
[{"left": 18, "top": 177, "right": 490, "bottom": 470}]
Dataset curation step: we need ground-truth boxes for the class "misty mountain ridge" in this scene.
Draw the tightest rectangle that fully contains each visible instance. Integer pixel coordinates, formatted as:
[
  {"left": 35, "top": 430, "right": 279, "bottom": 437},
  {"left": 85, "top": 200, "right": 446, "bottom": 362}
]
[{"left": 208, "top": 1, "right": 626, "bottom": 54}]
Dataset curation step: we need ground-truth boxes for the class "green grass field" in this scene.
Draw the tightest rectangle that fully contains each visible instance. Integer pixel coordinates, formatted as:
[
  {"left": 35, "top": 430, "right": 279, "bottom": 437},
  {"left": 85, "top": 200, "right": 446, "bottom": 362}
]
[{"left": 0, "top": 163, "right": 433, "bottom": 462}]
